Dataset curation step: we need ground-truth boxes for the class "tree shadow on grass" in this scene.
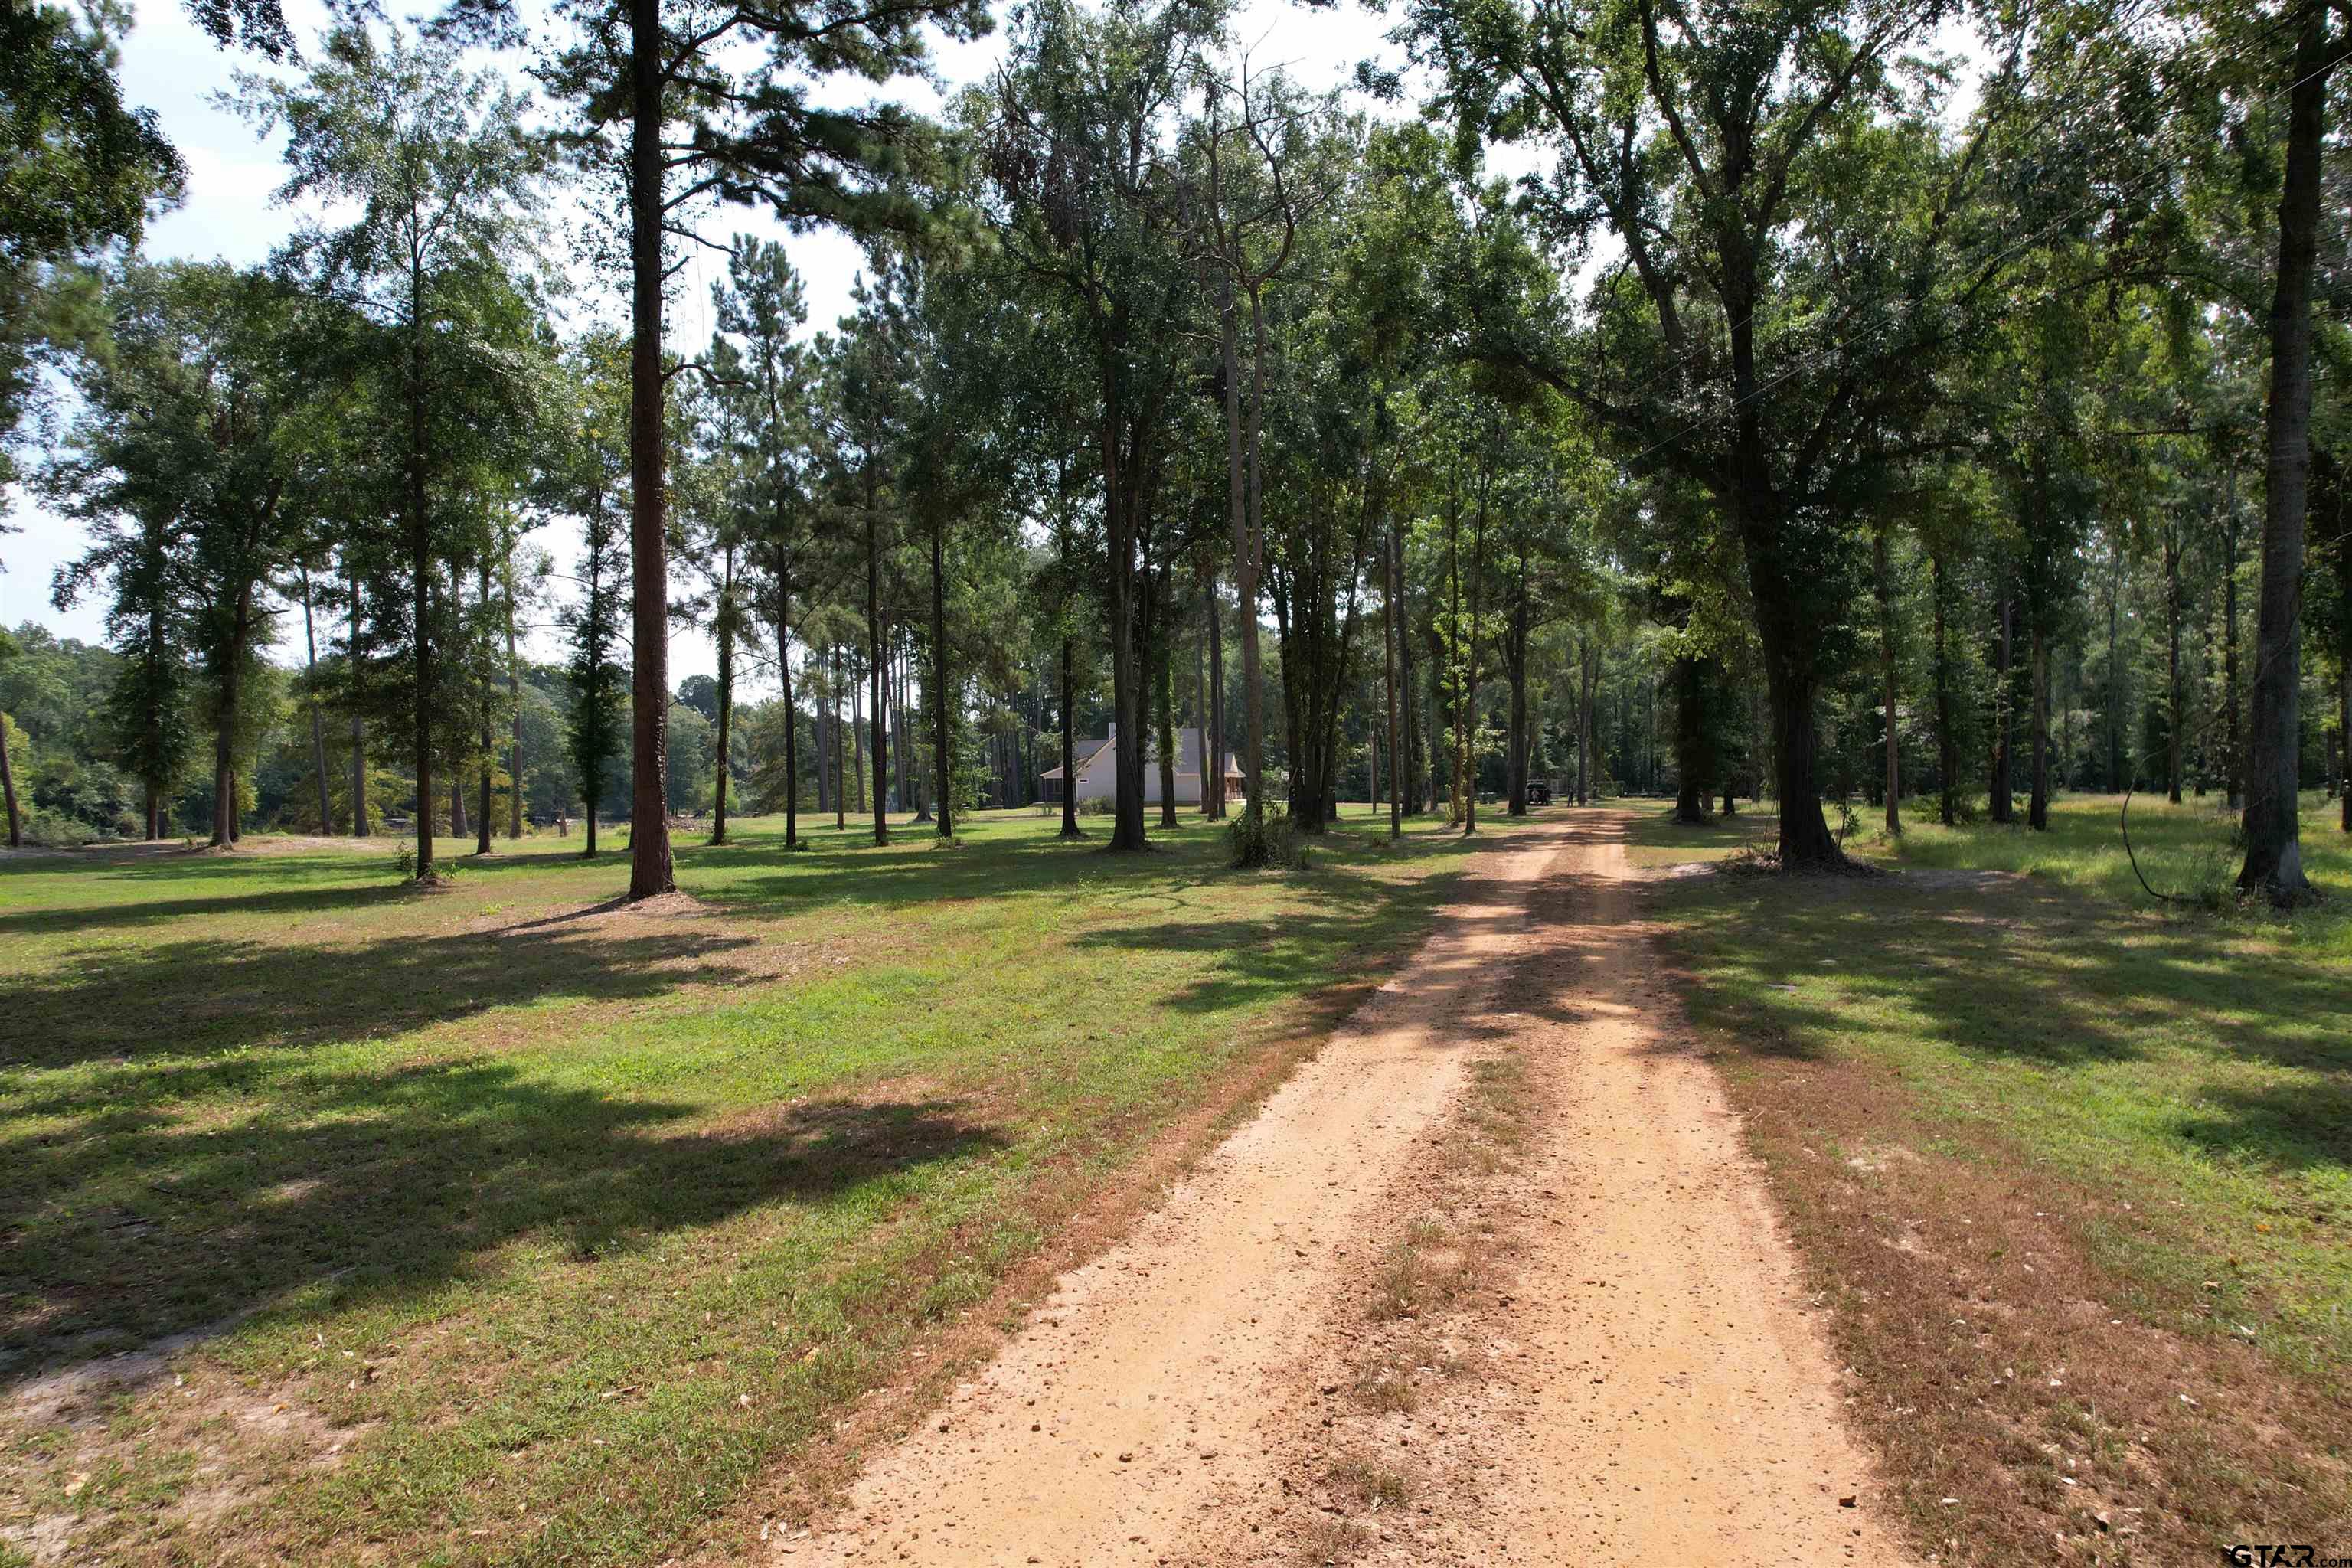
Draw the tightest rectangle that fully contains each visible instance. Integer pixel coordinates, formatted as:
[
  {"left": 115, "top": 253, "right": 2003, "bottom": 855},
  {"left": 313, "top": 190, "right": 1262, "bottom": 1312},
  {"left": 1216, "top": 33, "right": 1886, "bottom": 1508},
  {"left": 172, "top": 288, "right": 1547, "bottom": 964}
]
[
  {"left": 0, "top": 1071, "right": 1007, "bottom": 1392},
  {"left": 0, "top": 916, "right": 768, "bottom": 1074},
  {"left": 1668, "top": 864, "right": 2352, "bottom": 1174}
]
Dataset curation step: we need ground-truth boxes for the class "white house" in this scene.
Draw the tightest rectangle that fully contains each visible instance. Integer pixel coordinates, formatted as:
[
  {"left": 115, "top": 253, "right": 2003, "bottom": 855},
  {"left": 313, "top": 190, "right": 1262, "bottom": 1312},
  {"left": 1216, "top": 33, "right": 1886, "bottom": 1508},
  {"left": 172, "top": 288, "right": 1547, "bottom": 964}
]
[{"left": 1040, "top": 723, "right": 1246, "bottom": 807}]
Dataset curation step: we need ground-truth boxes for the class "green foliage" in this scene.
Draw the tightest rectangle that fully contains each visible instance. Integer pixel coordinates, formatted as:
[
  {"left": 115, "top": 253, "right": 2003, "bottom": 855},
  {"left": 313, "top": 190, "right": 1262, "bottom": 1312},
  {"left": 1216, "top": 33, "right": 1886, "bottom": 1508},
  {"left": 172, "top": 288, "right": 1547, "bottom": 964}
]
[{"left": 1228, "top": 809, "right": 1308, "bottom": 870}]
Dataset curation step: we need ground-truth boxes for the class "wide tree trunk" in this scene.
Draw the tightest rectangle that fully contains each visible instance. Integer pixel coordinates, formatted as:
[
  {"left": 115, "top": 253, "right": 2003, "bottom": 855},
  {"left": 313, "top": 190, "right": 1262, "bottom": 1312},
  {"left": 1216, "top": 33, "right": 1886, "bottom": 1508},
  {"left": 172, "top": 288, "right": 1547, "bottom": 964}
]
[
  {"left": 2240, "top": 0, "right": 2328, "bottom": 900},
  {"left": 626, "top": 0, "right": 674, "bottom": 898},
  {"left": 1760, "top": 662, "right": 1844, "bottom": 864}
]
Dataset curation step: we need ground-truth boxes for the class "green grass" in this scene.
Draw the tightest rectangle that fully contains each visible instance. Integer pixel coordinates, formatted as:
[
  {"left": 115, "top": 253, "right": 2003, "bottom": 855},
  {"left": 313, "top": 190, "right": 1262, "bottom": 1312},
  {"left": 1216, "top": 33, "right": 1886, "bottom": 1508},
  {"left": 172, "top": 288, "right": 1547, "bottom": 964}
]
[
  {"left": 1651, "top": 791, "right": 2352, "bottom": 1383},
  {"left": 0, "top": 803, "right": 1520, "bottom": 1566}
]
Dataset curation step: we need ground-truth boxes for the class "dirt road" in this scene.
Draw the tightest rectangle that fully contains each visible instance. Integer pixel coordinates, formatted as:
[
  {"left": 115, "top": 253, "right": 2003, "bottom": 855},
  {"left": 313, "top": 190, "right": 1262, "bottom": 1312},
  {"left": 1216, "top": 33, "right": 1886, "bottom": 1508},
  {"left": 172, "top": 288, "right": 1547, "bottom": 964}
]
[{"left": 778, "top": 812, "right": 1909, "bottom": 1567}]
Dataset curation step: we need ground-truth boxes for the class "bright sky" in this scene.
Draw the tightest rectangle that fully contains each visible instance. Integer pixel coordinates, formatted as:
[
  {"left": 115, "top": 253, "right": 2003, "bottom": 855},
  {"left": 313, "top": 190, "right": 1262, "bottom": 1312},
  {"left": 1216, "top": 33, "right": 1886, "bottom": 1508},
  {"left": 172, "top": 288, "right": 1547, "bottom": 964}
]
[{"left": 0, "top": 0, "right": 1410, "bottom": 701}]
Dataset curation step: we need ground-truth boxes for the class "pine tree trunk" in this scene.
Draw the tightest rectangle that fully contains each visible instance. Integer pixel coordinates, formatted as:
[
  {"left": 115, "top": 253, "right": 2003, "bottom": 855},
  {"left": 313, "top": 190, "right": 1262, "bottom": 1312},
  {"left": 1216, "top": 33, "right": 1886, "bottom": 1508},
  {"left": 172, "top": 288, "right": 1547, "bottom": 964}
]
[
  {"left": 867, "top": 502, "right": 889, "bottom": 847},
  {"left": 626, "top": 0, "right": 675, "bottom": 898},
  {"left": 2240, "top": 0, "right": 2328, "bottom": 900}
]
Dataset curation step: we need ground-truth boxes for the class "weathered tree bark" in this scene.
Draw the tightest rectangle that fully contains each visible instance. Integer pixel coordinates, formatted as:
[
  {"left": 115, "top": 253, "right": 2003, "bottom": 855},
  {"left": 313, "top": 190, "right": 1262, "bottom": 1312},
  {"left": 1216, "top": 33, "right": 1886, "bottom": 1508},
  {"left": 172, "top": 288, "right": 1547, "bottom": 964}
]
[
  {"left": 626, "top": 0, "right": 675, "bottom": 898},
  {"left": 2240, "top": 0, "right": 2328, "bottom": 900},
  {"left": 834, "top": 645, "right": 847, "bottom": 830},
  {"left": 583, "top": 763, "right": 599, "bottom": 857},
  {"left": 1876, "top": 520, "right": 1900, "bottom": 836},
  {"left": 299, "top": 562, "right": 334, "bottom": 835}
]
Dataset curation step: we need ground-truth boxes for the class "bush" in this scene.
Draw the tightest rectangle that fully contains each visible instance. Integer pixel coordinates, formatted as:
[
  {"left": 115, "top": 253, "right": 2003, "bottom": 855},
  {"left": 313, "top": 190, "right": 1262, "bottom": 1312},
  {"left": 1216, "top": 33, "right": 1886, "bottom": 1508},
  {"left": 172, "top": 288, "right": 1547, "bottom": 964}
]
[
  {"left": 1076, "top": 795, "right": 1112, "bottom": 817},
  {"left": 1229, "top": 810, "right": 1308, "bottom": 870}
]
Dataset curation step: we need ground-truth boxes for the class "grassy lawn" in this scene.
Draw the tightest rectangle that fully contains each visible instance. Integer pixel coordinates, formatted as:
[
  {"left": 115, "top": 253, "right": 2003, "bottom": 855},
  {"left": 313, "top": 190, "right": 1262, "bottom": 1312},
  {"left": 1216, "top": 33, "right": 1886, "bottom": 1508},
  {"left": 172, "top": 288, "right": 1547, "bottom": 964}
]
[
  {"left": 1642, "top": 792, "right": 2352, "bottom": 1562},
  {"left": 0, "top": 803, "right": 1521, "bottom": 1567}
]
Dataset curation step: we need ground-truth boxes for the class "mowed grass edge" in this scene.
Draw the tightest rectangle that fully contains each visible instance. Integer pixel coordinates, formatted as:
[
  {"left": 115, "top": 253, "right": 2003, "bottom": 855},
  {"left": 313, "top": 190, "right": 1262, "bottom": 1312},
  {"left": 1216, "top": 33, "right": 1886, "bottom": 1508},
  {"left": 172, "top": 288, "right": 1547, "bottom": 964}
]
[
  {"left": 1638, "top": 793, "right": 2351, "bottom": 1564},
  {"left": 0, "top": 805, "right": 1530, "bottom": 1567}
]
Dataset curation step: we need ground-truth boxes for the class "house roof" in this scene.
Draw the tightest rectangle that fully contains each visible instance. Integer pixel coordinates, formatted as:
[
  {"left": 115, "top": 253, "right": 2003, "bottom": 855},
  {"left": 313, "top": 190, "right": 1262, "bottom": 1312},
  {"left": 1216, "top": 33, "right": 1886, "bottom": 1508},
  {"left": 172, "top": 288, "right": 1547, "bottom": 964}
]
[
  {"left": 1040, "top": 731, "right": 1247, "bottom": 782},
  {"left": 1038, "top": 737, "right": 1115, "bottom": 782}
]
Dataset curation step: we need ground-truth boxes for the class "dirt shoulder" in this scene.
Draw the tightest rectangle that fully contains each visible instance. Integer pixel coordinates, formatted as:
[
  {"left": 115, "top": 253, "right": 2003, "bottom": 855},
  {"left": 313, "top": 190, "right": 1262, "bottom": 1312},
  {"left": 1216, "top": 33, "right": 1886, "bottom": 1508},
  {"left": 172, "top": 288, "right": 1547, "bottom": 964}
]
[{"left": 764, "top": 811, "right": 1908, "bottom": 1566}]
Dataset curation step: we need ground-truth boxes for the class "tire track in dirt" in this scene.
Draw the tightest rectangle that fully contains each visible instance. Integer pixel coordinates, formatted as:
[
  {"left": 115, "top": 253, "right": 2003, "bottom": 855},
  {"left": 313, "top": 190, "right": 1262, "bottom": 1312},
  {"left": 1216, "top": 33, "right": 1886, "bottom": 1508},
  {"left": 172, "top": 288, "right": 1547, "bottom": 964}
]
[{"left": 771, "top": 812, "right": 1911, "bottom": 1567}]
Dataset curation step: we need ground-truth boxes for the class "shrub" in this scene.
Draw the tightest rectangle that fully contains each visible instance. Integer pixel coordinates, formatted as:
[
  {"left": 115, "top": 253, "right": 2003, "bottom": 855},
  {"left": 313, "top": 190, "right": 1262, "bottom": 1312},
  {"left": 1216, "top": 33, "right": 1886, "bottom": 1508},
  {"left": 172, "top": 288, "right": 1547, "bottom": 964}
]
[{"left": 1228, "top": 810, "right": 1308, "bottom": 869}]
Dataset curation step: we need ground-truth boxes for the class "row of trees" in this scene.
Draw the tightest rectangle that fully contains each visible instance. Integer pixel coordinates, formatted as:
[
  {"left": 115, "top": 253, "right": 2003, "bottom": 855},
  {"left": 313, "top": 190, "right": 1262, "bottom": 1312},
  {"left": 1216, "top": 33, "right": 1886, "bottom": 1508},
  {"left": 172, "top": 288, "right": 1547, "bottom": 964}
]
[{"left": 5, "top": 0, "right": 2347, "bottom": 903}]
